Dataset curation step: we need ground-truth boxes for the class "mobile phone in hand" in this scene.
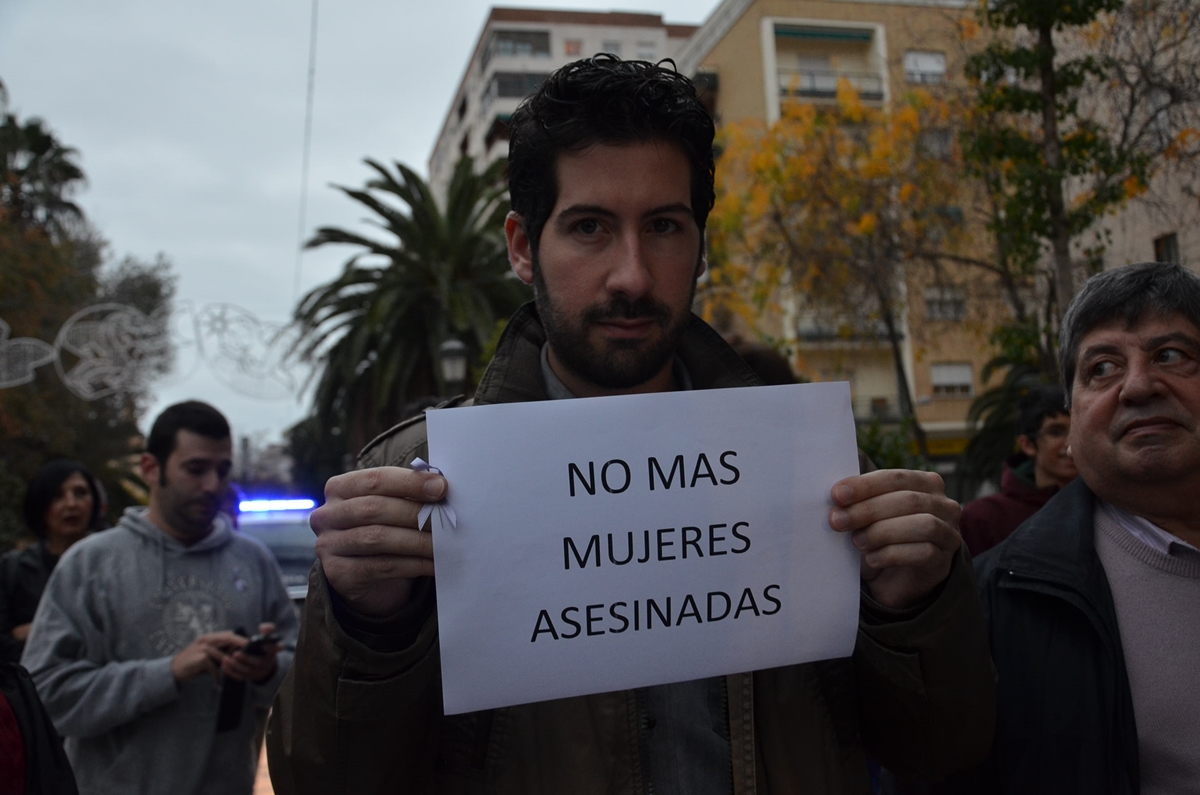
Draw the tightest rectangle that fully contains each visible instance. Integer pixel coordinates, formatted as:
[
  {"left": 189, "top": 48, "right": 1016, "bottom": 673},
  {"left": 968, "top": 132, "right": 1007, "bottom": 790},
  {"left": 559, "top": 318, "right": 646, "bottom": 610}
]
[{"left": 241, "top": 632, "right": 280, "bottom": 657}]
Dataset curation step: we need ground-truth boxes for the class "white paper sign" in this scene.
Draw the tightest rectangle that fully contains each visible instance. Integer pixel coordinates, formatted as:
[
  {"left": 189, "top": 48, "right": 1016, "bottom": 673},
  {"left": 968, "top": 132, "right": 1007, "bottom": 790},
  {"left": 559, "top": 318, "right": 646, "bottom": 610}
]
[{"left": 424, "top": 381, "right": 861, "bottom": 715}]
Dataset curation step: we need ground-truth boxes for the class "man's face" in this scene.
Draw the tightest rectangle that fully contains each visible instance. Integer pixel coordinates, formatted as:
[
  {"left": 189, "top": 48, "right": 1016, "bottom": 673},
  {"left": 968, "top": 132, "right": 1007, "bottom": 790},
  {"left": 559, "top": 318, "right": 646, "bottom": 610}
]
[
  {"left": 1068, "top": 313, "right": 1200, "bottom": 493},
  {"left": 1018, "top": 413, "right": 1076, "bottom": 489},
  {"left": 144, "top": 430, "right": 233, "bottom": 542},
  {"left": 506, "top": 140, "right": 704, "bottom": 396}
]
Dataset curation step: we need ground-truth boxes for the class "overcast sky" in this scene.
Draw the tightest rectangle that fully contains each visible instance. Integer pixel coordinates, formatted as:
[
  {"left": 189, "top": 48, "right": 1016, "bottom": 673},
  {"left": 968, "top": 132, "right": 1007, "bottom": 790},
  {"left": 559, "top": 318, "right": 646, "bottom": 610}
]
[{"left": 0, "top": 0, "right": 717, "bottom": 448}]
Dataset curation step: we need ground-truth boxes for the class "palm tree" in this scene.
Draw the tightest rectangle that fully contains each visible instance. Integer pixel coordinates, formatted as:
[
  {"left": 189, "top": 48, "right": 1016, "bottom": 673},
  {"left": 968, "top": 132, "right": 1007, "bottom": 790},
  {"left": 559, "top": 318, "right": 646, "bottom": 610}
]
[
  {"left": 294, "top": 156, "right": 529, "bottom": 449},
  {"left": 0, "top": 81, "right": 86, "bottom": 238}
]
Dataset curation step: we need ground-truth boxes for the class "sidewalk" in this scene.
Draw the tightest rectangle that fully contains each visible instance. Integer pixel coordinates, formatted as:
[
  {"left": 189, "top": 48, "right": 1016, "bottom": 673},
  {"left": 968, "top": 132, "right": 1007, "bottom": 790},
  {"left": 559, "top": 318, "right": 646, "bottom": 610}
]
[{"left": 254, "top": 747, "right": 273, "bottom": 795}]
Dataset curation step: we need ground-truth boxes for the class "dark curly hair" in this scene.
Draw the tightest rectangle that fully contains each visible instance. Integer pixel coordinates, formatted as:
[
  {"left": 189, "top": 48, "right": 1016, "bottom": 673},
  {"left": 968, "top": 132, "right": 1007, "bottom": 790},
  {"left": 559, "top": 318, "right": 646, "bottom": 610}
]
[
  {"left": 22, "top": 460, "right": 103, "bottom": 539},
  {"left": 507, "top": 55, "right": 716, "bottom": 254},
  {"left": 1016, "top": 386, "right": 1068, "bottom": 438}
]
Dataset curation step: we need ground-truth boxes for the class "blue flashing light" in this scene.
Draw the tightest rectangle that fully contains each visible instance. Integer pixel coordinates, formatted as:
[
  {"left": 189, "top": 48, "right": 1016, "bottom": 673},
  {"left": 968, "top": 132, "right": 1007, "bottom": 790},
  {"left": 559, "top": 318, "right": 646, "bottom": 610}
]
[{"left": 239, "top": 498, "right": 316, "bottom": 512}]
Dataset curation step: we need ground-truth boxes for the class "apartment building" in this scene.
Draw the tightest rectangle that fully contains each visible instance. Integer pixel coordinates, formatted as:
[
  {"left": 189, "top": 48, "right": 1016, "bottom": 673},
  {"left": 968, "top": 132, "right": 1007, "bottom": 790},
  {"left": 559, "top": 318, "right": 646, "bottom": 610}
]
[
  {"left": 427, "top": 8, "right": 697, "bottom": 199},
  {"left": 675, "top": 0, "right": 995, "bottom": 467},
  {"left": 1103, "top": 173, "right": 1200, "bottom": 274}
]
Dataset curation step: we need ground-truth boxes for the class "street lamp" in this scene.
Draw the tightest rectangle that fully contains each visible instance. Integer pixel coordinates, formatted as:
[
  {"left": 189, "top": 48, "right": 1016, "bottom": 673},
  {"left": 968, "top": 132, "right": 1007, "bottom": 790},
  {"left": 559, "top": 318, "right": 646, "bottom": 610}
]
[{"left": 438, "top": 338, "right": 469, "bottom": 396}]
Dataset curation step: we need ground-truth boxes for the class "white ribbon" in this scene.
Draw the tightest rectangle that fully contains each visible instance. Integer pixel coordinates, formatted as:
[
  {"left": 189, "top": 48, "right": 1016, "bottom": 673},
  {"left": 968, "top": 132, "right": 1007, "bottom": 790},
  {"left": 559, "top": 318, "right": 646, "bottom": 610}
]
[{"left": 411, "top": 457, "right": 457, "bottom": 532}]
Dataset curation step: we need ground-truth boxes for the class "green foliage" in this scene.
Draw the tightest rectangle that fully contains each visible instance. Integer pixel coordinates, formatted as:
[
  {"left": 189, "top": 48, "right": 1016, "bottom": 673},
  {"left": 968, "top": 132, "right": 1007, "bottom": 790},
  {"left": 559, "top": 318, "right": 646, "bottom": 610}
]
[
  {"left": 294, "top": 156, "right": 530, "bottom": 451},
  {"left": 957, "top": 321, "right": 1052, "bottom": 494},
  {"left": 0, "top": 83, "right": 86, "bottom": 240},
  {"left": 856, "top": 418, "right": 931, "bottom": 472},
  {"left": 0, "top": 83, "right": 175, "bottom": 551},
  {"left": 285, "top": 416, "right": 346, "bottom": 505}
]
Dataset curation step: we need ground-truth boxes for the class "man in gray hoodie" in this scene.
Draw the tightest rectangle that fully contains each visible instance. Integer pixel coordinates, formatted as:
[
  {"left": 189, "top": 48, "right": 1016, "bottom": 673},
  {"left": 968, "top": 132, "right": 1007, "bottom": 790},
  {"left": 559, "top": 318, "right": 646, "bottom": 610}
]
[{"left": 21, "top": 400, "right": 299, "bottom": 795}]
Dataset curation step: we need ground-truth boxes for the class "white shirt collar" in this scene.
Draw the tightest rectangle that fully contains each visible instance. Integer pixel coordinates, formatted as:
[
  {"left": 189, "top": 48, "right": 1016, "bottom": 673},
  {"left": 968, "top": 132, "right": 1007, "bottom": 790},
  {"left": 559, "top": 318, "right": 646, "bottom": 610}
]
[{"left": 1098, "top": 500, "right": 1200, "bottom": 558}]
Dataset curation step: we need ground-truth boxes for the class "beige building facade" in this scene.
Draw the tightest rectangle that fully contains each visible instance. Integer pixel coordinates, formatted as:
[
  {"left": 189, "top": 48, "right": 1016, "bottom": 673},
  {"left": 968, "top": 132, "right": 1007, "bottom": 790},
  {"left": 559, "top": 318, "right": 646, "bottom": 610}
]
[{"left": 679, "top": 0, "right": 995, "bottom": 465}]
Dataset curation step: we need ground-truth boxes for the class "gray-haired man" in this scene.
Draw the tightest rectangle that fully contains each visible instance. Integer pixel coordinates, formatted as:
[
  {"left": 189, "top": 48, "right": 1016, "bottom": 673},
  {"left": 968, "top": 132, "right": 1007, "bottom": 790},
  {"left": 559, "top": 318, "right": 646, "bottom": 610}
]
[{"left": 971, "top": 262, "right": 1200, "bottom": 794}]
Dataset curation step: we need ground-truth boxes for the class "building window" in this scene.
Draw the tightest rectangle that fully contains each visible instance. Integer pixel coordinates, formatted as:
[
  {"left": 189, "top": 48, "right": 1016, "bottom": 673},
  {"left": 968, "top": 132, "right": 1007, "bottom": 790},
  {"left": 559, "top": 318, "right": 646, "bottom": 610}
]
[
  {"left": 637, "top": 41, "right": 657, "bottom": 60},
  {"left": 1154, "top": 232, "right": 1180, "bottom": 264},
  {"left": 602, "top": 40, "right": 622, "bottom": 56},
  {"left": 456, "top": 96, "right": 467, "bottom": 122},
  {"left": 487, "top": 72, "right": 551, "bottom": 100},
  {"left": 483, "top": 30, "right": 550, "bottom": 69},
  {"left": 931, "top": 363, "right": 973, "bottom": 398},
  {"left": 905, "top": 50, "right": 946, "bottom": 84},
  {"left": 925, "top": 286, "right": 966, "bottom": 321},
  {"left": 564, "top": 39, "right": 582, "bottom": 56}
]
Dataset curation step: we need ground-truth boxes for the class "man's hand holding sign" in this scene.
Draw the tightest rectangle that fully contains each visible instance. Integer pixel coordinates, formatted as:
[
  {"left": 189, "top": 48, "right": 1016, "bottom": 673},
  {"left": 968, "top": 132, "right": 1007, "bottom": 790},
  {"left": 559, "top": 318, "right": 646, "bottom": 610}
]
[
  {"left": 832, "top": 469, "right": 961, "bottom": 609},
  {"left": 312, "top": 466, "right": 442, "bottom": 617}
]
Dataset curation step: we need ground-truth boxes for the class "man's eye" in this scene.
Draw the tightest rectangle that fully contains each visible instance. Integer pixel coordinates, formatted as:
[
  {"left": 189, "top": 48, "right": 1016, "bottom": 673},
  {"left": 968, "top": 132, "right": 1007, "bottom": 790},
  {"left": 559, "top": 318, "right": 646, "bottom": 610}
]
[
  {"left": 573, "top": 219, "right": 601, "bottom": 235},
  {"left": 650, "top": 218, "right": 679, "bottom": 234},
  {"left": 1089, "top": 360, "right": 1118, "bottom": 379},
  {"left": 1156, "top": 347, "right": 1185, "bottom": 364}
]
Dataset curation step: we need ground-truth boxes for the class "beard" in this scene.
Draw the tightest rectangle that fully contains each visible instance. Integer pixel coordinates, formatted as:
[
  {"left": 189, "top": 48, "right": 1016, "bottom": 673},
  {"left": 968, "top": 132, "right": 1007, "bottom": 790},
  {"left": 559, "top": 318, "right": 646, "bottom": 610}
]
[{"left": 532, "top": 256, "right": 696, "bottom": 390}]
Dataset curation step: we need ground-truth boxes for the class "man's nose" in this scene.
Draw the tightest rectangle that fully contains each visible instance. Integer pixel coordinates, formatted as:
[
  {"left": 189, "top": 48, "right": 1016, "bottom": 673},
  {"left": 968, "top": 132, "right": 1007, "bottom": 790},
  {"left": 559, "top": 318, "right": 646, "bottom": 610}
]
[
  {"left": 1119, "top": 357, "right": 1166, "bottom": 404},
  {"left": 605, "top": 235, "right": 653, "bottom": 297}
]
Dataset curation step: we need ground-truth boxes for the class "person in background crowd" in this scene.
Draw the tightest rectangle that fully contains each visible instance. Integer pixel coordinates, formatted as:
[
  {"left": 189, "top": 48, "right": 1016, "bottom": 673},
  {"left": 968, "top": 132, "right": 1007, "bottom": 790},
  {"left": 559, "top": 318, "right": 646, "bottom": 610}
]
[
  {"left": 944, "top": 262, "right": 1200, "bottom": 794},
  {"left": 0, "top": 460, "right": 102, "bottom": 664},
  {"left": 268, "top": 56, "right": 994, "bottom": 795},
  {"left": 21, "top": 401, "right": 299, "bottom": 795},
  {"left": 958, "top": 386, "right": 1077, "bottom": 556},
  {"left": 0, "top": 659, "right": 78, "bottom": 794}
]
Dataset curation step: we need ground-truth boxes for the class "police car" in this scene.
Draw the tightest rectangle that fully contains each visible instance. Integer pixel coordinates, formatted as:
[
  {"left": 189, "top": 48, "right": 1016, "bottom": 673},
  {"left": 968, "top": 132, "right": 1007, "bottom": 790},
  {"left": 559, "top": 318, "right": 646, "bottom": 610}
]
[{"left": 236, "top": 498, "right": 318, "bottom": 603}]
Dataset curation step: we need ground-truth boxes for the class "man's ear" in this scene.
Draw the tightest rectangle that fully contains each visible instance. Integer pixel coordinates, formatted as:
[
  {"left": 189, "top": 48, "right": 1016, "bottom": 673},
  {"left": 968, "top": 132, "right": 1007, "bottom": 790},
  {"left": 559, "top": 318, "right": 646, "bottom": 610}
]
[
  {"left": 1016, "top": 435, "right": 1038, "bottom": 458},
  {"left": 506, "top": 212, "right": 534, "bottom": 285},
  {"left": 696, "top": 248, "right": 708, "bottom": 279},
  {"left": 140, "top": 452, "right": 160, "bottom": 486}
]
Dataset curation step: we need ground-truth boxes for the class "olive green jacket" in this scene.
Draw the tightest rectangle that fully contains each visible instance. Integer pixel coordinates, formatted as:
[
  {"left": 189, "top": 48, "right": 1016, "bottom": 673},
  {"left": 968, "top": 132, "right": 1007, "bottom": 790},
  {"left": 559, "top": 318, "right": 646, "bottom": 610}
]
[{"left": 268, "top": 304, "right": 995, "bottom": 795}]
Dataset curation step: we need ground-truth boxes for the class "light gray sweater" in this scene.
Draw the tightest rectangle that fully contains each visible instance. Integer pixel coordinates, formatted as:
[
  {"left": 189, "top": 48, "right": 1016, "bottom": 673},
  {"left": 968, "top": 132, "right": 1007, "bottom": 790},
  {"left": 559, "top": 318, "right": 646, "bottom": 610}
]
[
  {"left": 21, "top": 508, "right": 299, "bottom": 795},
  {"left": 1095, "top": 507, "right": 1200, "bottom": 795}
]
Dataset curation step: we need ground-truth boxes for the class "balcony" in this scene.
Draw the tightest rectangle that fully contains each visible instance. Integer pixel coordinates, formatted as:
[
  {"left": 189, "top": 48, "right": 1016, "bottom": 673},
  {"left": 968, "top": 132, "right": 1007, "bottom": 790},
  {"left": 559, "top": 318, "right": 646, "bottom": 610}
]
[
  {"left": 852, "top": 396, "right": 901, "bottom": 422},
  {"left": 778, "top": 69, "right": 883, "bottom": 102}
]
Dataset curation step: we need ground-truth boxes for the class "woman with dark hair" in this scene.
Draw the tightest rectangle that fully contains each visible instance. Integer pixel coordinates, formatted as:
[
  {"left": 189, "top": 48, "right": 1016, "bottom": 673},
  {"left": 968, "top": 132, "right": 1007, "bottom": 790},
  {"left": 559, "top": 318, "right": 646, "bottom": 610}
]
[{"left": 0, "top": 460, "right": 101, "bottom": 664}]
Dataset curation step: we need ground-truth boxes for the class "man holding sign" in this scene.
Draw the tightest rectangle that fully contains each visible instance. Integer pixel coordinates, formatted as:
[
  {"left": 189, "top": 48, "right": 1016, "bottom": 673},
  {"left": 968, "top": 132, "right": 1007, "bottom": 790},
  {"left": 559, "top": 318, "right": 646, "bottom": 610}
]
[{"left": 269, "top": 56, "right": 994, "bottom": 794}]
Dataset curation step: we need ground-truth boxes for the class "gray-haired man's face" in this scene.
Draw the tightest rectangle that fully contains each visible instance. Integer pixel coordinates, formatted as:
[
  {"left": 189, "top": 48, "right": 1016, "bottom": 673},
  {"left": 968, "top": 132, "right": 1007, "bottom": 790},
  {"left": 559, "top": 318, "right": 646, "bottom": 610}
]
[{"left": 1067, "top": 312, "right": 1200, "bottom": 495}]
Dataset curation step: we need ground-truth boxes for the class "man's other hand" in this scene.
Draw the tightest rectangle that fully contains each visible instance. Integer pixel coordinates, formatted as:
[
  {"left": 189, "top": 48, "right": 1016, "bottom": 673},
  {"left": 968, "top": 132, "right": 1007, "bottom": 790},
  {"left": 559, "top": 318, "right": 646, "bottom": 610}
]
[
  {"left": 311, "top": 466, "right": 445, "bottom": 618},
  {"left": 171, "top": 631, "right": 245, "bottom": 683},
  {"left": 829, "top": 469, "right": 962, "bottom": 610},
  {"left": 223, "top": 622, "right": 280, "bottom": 684}
]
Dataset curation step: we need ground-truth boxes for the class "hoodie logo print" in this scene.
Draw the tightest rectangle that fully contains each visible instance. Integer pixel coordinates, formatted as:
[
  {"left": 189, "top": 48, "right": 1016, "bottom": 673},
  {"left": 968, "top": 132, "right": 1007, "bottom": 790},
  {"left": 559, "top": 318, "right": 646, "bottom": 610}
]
[{"left": 147, "top": 574, "right": 232, "bottom": 654}]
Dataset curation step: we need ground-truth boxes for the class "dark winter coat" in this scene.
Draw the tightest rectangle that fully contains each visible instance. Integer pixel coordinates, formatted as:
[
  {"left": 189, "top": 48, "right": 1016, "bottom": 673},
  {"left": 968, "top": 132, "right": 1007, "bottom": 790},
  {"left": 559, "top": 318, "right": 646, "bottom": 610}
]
[
  {"left": 0, "top": 544, "right": 58, "bottom": 664},
  {"left": 971, "top": 478, "right": 1138, "bottom": 794},
  {"left": 267, "top": 303, "right": 997, "bottom": 795},
  {"left": 0, "top": 661, "right": 79, "bottom": 795}
]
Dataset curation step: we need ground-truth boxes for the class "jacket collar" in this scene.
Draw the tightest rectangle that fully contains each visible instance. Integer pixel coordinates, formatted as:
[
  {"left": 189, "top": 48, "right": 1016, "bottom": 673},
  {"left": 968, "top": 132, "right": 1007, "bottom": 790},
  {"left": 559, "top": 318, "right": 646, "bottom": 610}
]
[
  {"left": 993, "top": 477, "right": 1110, "bottom": 598},
  {"left": 472, "top": 302, "right": 760, "bottom": 406}
]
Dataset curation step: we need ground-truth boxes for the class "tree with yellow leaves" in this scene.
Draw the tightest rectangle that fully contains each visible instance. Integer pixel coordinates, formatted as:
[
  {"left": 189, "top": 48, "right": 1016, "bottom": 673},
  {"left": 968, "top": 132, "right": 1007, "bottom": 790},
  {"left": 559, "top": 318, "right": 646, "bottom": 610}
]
[{"left": 707, "top": 84, "right": 964, "bottom": 457}]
